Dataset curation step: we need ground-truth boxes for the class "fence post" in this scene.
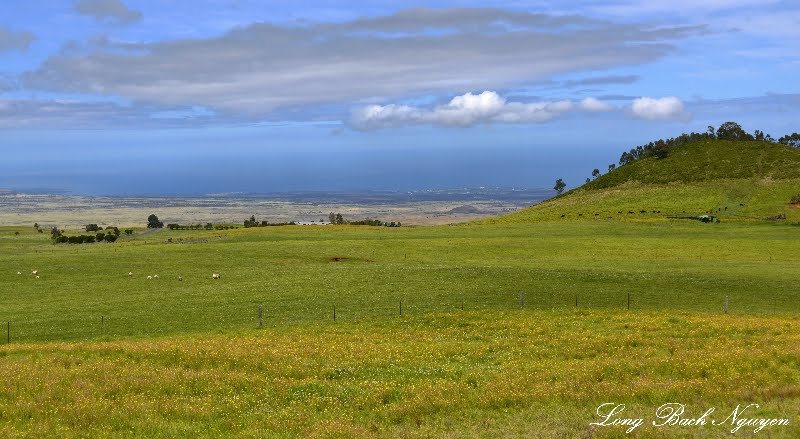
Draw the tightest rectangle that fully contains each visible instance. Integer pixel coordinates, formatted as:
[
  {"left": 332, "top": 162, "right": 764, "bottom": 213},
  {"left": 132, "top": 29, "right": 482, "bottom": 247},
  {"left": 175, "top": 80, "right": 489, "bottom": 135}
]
[
  {"left": 333, "top": 305, "right": 336, "bottom": 321},
  {"left": 519, "top": 291, "right": 524, "bottom": 309},
  {"left": 101, "top": 316, "right": 104, "bottom": 335},
  {"left": 258, "top": 304, "right": 263, "bottom": 328},
  {"left": 627, "top": 293, "right": 630, "bottom": 310},
  {"left": 6, "top": 321, "right": 9, "bottom": 344},
  {"left": 399, "top": 300, "right": 403, "bottom": 316},
  {"left": 724, "top": 295, "right": 728, "bottom": 314},
  {"left": 575, "top": 294, "right": 578, "bottom": 308}
]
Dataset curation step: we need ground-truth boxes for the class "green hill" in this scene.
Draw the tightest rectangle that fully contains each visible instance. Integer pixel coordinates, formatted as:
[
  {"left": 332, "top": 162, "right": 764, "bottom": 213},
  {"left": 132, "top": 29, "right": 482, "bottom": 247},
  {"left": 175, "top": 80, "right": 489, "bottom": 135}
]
[{"left": 490, "top": 139, "right": 800, "bottom": 224}]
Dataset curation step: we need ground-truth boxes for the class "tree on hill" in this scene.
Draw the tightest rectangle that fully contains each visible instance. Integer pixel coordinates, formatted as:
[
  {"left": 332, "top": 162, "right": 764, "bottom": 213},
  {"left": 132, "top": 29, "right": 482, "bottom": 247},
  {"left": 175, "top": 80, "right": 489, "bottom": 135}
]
[
  {"left": 147, "top": 214, "right": 164, "bottom": 229},
  {"left": 591, "top": 169, "right": 601, "bottom": 179},
  {"left": 553, "top": 178, "right": 566, "bottom": 194},
  {"left": 716, "top": 121, "right": 753, "bottom": 141},
  {"left": 608, "top": 164, "right": 616, "bottom": 173}
]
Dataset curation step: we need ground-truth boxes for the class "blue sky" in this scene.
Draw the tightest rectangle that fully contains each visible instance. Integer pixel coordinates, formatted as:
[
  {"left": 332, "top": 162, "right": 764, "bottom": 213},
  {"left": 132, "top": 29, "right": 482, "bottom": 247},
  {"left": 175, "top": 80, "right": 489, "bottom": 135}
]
[{"left": 0, "top": 0, "right": 798, "bottom": 194}]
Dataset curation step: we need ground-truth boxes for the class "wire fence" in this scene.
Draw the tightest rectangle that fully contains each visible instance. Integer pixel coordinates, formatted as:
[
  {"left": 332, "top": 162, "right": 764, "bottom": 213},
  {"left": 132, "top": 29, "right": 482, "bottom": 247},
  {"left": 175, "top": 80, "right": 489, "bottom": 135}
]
[{"left": 2, "top": 289, "right": 793, "bottom": 344}]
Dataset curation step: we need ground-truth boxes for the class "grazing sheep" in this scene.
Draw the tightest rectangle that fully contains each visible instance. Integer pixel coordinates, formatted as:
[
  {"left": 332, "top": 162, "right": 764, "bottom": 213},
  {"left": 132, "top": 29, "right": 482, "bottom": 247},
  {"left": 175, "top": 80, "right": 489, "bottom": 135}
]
[
  {"left": 17, "top": 271, "right": 21, "bottom": 275},
  {"left": 178, "top": 275, "right": 183, "bottom": 281},
  {"left": 128, "top": 272, "right": 133, "bottom": 277},
  {"left": 153, "top": 275, "right": 159, "bottom": 279},
  {"left": 31, "top": 270, "right": 38, "bottom": 276},
  {"left": 35, "top": 275, "right": 40, "bottom": 279},
  {"left": 212, "top": 273, "right": 220, "bottom": 280},
  {"left": 147, "top": 275, "right": 153, "bottom": 280}
]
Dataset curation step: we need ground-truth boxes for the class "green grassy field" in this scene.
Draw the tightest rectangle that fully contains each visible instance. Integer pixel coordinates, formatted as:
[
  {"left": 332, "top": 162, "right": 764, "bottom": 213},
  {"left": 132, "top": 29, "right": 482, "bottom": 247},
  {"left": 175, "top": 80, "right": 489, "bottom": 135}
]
[
  {"left": 1, "top": 219, "right": 799, "bottom": 436},
  {"left": 1, "top": 309, "right": 799, "bottom": 438},
  {"left": 1, "top": 219, "right": 798, "bottom": 342}
]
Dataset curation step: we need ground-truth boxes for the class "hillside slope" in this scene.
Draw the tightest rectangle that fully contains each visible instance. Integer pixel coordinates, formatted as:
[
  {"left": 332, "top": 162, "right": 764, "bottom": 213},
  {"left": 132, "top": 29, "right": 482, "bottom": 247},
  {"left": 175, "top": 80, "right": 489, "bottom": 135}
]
[{"left": 491, "top": 139, "right": 800, "bottom": 224}]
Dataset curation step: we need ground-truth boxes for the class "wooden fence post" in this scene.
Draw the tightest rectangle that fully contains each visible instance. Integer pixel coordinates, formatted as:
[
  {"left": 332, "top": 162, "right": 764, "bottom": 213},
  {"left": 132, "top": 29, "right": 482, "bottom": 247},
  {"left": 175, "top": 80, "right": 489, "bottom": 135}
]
[
  {"left": 258, "top": 304, "right": 263, "bottom": 328},
  {"left": 333, "top": 305, "right": 336, "bottom": 321},
  {"left": 627, "top": 293, "right": 630, "bottom": 310},
  {"left": 399, "top": 300, "right": 403, "bottom": 316},
  {"left": 724, "top": 295, "right": 729, "bottom": 314}
]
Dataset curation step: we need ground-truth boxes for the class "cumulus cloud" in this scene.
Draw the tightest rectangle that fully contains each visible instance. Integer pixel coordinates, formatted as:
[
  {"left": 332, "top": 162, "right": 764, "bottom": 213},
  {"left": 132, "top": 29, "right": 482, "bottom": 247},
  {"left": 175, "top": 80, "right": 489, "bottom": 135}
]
[
  {"left": 351, "top": 91, "right": 614, "bottom": 130},
  {"left": 579, "top": 97, "right": 613, "bottom": 112},
  {"left": 24, "top": 8, "right": 702, "bottom": 116},
  {"left": 0, "top": 26, "right": 35, "bottom": 52},
  {"left": 630, "top": 96, "right": 688, "bottom": 120},
  {"left": 74, "top": 0, "right": 142, "bottom": 24}
]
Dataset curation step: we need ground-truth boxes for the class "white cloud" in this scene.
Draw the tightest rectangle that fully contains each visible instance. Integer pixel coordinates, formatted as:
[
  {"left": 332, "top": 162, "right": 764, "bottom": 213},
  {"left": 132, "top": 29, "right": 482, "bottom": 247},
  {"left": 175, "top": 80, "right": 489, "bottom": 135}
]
[
  {"left": 351, "top": 91, "right": 612, "bottom": 130},
  {"left": 579, "top": 97, "right": 613, "bottom": 111},
  {"left": 630, "top": 96, "right": 688, "bottom": 120}
]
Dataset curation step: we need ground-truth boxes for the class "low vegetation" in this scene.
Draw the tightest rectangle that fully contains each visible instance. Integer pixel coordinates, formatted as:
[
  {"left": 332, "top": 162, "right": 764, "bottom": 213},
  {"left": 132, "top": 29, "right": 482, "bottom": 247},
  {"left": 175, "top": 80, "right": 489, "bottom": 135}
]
[{"left": 1, "top": 310, "right": 799, "bottom": 437}]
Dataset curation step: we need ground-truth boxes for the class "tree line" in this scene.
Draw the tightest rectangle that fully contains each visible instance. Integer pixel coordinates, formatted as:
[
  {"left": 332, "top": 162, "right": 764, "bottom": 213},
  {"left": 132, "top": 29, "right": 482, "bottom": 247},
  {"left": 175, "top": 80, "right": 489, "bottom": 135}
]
[
  {"left": 619, "top": 122, "right": 799, "bottom": 166},
  {"left": 50, "top": 225, "right": 126, "bottom": 244}
]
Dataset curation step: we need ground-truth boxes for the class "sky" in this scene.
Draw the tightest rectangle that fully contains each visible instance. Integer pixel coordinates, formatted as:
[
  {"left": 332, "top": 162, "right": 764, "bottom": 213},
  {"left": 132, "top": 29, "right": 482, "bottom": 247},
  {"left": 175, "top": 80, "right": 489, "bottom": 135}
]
[{"left": 0, "top": 0, "right": 798, "bottom": 195}]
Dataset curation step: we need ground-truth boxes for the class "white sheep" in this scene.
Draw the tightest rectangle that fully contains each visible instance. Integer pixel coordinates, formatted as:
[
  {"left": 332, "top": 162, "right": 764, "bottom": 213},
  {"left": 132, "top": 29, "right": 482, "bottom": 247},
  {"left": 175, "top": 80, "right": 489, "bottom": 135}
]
[
  {"left": 128, "top": 272, "right": 133, "bottom": 277},
  {"left": 147, "top": 275, "right": 153, "bottom": 280},
  {"left": 16, "top": 271, "right": 21, "bottom": 275},
  {"left": 212, "top": 273, "right": 220, "bottom": 279},
  {"left": 35, "top": 275, "right": 40, "bottom": 279},
  {"left": 153, "top": 274, "right": 159, "bottom": 279},
  {"left": 31, "top": 270, "right": 38, "bottom": 276},
  {"left": 178, "top": 275, "right": 183, "bottom": 281}
]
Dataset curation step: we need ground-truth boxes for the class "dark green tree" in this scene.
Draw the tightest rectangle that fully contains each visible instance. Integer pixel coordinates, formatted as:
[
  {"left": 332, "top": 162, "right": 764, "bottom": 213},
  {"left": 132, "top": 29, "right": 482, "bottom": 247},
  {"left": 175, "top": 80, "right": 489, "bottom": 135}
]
[
  {"left": 553, "top": 178, "right": 566, "bottom": 194},
  {"left": 716, "top": 121, "right": 753, "bottom": 141},
  {"left": 147, "top": 214, "right": 164, "bottom": 229},
  {"left": 778, "top": 133, "right": 800, "bottom": 147},
  {"left": 591, "top": 168, "right": 601, "bottom": 179}
]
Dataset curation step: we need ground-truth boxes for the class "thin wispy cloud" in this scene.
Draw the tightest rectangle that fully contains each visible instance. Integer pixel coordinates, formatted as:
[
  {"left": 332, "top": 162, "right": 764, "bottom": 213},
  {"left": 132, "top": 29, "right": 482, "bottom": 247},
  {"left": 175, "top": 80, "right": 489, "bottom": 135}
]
[
  {"left": 23, "top": 8, "right": 703, "bottom": 117},
  {"left": 0, "top": 26, "right": 35, "bottom": 52},
  {"left": 74, "top": 0, "right": 142, "bottom": 24}
]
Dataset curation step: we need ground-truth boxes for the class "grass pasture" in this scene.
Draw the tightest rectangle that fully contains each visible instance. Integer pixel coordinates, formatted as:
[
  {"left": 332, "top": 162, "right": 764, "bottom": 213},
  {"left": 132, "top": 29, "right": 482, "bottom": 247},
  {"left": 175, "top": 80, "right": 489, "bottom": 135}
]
[
  {"left": 1, "top": 220, "right": 798, "bottom": 342},
  {"left": 1, "top": 198, "right": 799, "bottom": 436},
  {"left": 1, "top": 309, "right": 799, "bottom": 437}
]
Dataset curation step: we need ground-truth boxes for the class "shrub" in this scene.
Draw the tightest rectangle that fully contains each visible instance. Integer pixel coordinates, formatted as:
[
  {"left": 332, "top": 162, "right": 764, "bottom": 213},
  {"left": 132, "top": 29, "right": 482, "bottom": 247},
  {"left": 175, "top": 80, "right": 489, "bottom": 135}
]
[{"left": 791, "top": 195, "right": 800, "bottom": 204}]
